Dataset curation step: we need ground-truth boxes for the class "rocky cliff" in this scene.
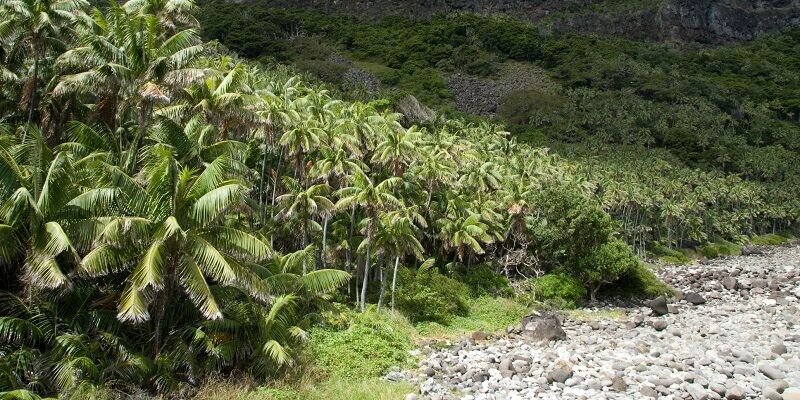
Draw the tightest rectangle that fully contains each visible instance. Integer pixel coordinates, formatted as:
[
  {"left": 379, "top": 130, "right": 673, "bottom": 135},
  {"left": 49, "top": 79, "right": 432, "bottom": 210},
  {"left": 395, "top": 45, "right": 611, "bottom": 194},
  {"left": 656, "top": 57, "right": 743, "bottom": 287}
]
[{"left": 248, "top": 0, "right": 800, "bottom": 42}]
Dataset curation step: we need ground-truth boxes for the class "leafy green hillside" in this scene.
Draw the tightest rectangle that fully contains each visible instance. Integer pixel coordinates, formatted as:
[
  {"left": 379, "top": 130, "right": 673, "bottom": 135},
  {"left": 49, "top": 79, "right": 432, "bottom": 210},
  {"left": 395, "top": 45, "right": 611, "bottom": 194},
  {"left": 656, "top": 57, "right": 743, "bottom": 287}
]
[{"left": 0, "top": 0, "right": 797, "bottom": 398}]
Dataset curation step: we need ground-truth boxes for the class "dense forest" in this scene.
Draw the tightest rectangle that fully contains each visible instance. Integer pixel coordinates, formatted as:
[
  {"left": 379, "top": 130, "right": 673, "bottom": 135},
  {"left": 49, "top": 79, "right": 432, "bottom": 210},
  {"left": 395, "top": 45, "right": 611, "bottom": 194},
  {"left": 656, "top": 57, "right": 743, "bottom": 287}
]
[{"left": 0, "top": 0, "right": 797, "bottom": 398}]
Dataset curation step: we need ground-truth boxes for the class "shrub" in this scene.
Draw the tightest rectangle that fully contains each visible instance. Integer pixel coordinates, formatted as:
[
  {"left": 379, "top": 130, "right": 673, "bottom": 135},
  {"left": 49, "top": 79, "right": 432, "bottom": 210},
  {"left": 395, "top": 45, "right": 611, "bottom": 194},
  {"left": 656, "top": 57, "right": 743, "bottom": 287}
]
[
  {"left": 414, "top": 296, "right": 528, "bottom": 337},
  {"left": 647, "top": 243, "right": 691, "bottom": 264},
  {"left": 517, "top": 272, "right": 586, "bottom": 309},
  {"left": 307, "top": 310, "right": 414, "bottom": 379},
  {"left": 451, "top": 263, "right": 513, "bottom": 297},
  {"left": 575, "top": 239, "right": 639, "bottom": 300},
  {"left": 698, "top": 240, "right": 742, "bottom": 258},
  {"left": 394, "top": 268, "right": 469, "bottom": 324},
  {"left": 604, "top": 261, "right": 673, "bottom": 298}
]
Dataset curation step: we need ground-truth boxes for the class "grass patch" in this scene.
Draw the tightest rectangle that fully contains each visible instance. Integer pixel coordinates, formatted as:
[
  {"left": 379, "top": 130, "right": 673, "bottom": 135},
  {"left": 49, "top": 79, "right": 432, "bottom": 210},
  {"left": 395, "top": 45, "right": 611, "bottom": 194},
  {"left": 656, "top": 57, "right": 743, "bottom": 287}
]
[
  {"left": 414, "top": 296, "right": 527, "bottom": 339},
  {"left": 194, "top": 377, "right": 414, "bottom": 400},
  {"left": 566, "top": 308, "right": 627, "bottom": 321},
  {"left": 749, "top": 233, "right": 789, "bottom": 245}
]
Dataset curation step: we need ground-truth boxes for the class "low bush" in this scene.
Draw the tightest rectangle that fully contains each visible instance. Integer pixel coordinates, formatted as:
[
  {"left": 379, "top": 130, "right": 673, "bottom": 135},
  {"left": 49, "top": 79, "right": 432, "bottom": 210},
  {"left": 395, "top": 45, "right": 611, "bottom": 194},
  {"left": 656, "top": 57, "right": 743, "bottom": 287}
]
[
  {"left": 306, "top": 309, "right": 414, "bottom": 379},
  {"left": 574, "top": 239, "right": 640, "bottom": 300},
  {"left": 393, "top": 268, "right": 470, "bottom": 324},
  {"left": 604, "top": 261, "right": 673, "bottom": 298},
  {"left": 648, "top": 243, "right": 692, "bottom": 264},
  {"left": 750, "top": 233, "right": 789, "bottom": 245},
  {"left": 698, "top": 240, "right": 742, "bottom": 258},
  {"left": 517, "top": 272, "right": 586, "bottom": 309},
  {"left": 451, "top": 263, "right": 514, "bottom": 297}
]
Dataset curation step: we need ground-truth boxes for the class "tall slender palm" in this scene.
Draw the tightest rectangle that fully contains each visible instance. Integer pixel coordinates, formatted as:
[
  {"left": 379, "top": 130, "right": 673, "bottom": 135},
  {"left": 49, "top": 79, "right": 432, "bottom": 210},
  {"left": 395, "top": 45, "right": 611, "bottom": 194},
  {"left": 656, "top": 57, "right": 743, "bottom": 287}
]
[
  {"left": 438, "top": 212, "right": 495, "bottom": 268},
  {"left": 373, "top": 208, "right": 425, "bottom": 311},
  {"left": 335, "top": 172, "right": 402, "bottom": 311},
  {"left": 275, "top": 179, "right": 334, "bottom": 273}
]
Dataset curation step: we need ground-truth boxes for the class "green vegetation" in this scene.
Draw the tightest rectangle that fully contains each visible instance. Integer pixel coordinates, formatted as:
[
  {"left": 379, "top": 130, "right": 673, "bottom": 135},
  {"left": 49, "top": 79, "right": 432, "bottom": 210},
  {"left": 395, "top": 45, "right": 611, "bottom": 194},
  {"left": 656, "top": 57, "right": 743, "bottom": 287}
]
[
  {"left": 699, "top": 240, "right": 743, "bottom": 259},
  {"left": 518, "top": 272, "right": 587, "bottom": 309},
  {"left": 1, "top": 0, "right": 796, "bottom": 398},
  {"left": 749, "top": 233, "right": 790, "bottom": 246}
]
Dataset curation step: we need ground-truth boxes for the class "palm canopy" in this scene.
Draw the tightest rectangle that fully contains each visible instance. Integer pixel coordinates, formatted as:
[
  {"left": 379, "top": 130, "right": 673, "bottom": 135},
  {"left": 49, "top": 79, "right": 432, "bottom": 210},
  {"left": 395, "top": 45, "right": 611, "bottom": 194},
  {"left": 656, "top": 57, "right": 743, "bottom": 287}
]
[{"left": 78, "top": 144, "right": 273, "bottom": 322}]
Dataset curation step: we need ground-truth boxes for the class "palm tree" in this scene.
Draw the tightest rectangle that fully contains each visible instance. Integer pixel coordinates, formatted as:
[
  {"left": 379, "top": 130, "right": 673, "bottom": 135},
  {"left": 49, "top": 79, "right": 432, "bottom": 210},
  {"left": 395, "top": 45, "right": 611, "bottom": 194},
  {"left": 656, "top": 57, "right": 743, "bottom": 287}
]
[
  {"left": 0, "top": 0, "right": 87, "bottom": 127},
  {"left": 53, "top": 2, "right": 204, "bottom": 170},
  {"left": 373, "top": 208, "right": 425, "bottom": 311},
  {"left": 335, "top": 172, "right": 402, "bottom": 311},
  {"left": 438, "top": 212, "right": 494, "bottom": 268},
  {"left": 78, "top": 145, "right": 272, "bottom": 356},
  {"left": 275, "top": 179, "right": 335, "bottom": 273},
  {"left": 371, "top": 125, "right": 421, "bottom": 176}
]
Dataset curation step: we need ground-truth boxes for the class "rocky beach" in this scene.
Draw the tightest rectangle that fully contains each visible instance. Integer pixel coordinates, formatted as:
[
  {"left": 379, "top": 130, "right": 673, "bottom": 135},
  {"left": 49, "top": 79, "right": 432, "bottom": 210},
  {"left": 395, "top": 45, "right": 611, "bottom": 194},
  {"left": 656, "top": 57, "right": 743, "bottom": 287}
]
[{"left": 399, "top": 245, "right": 800, "bottom": 400}]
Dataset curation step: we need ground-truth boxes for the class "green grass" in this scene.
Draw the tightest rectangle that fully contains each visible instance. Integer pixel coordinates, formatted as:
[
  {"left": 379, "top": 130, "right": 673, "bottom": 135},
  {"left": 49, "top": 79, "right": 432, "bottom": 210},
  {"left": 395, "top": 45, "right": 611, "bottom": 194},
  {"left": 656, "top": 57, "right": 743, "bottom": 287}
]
[
  {"left": 414, "top": 296, "right": 528, "bottom": 339},
  {"left": 749, "top": 233, "right": 790, "bottom": 245},
  {"left": 566, "top": 308, "right": 626, "bottom": 321},
  {"left": 647, "top": 243, "right": 692, "bottom": 264},
  {"left": 195, "top": 378, "right": 415, "bottom": 400}
]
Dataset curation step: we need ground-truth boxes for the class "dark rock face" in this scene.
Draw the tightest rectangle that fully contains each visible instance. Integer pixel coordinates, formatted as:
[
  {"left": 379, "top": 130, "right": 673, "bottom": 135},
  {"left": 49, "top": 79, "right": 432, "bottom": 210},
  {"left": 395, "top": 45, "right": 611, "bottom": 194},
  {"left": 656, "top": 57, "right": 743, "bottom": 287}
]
[{"left": 248, "top": 0, "right": 800, "bottom": 43}]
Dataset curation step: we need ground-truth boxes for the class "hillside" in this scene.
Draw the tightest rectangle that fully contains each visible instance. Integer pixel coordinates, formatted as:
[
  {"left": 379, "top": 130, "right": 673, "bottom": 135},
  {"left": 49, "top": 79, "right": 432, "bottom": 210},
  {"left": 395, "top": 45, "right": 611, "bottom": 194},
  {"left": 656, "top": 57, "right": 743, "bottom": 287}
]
[{"left": 1, "top": 0, "right": 799, "bottom": 399}]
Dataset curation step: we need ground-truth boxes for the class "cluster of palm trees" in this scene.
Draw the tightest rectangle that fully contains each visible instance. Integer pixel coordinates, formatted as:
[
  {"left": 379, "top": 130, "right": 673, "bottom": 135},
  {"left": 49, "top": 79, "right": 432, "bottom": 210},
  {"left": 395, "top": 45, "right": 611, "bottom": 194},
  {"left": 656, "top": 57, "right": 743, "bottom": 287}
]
[
  {"left": 579, "top": 149, "right": 800, "bottom": 254},
  {"left": 2, "top": 0, "right": 798, "bottom": 397}
]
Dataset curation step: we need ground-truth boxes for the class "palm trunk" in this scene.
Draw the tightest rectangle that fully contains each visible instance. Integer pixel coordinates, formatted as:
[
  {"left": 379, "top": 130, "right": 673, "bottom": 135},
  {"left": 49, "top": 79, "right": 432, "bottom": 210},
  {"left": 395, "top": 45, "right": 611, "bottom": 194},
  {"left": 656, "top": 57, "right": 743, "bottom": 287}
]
[
  {"left": 126, "top": 103, "right": 152, "bottom": 173},
  {"left": 321, "top": 216, "right": 329, "bottom": 268},
  {"left": 22, "top": 53, "right": 39, "bottom": 143},
  {"left": 302, "top": 220, "right": 308, "bottom": 275},
  {"left": 377, "top": 262, "right": 385, "bottom": 312},
  {"left": 270, "top": 145, "right": 285, "bottom": 247},
  {"left": 391, "top": 256, "right": 400, "bottom": 312},
  {"left": 360, "top": 240, "right": 370, "bottom": 312},
  {"left": 259, "top": 139, "right": 269, "bottom": 224}
]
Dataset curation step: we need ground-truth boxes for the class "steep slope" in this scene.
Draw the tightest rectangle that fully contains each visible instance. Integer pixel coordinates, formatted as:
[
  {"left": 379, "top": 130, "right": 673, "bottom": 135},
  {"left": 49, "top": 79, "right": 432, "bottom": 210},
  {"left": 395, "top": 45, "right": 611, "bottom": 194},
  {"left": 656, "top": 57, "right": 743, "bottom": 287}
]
[{"left": 244, "top": 0, "right": 800, "bottom": 43}]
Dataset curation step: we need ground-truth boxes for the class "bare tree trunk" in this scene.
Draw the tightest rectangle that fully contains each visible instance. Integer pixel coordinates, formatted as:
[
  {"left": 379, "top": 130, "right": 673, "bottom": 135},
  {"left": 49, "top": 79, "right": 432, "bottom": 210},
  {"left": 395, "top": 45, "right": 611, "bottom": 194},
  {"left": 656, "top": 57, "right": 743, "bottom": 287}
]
[
  {"left": 360, "top": 240, "right": 370, "bottom": 312},
  {"left": 321, "top": 216, "right": 328, "bottom": 268},
  {"left": 270, "top": 145, "right": 285, "bottom": 247},
  {"left": 391, "top": 256, "right": 400, "bottom": 312},
  {"left": 23, "top": 54, "right": 39, "bottom": 143},
  {"left": 377, "top": 262, "right": 385, "bottom": 312}
]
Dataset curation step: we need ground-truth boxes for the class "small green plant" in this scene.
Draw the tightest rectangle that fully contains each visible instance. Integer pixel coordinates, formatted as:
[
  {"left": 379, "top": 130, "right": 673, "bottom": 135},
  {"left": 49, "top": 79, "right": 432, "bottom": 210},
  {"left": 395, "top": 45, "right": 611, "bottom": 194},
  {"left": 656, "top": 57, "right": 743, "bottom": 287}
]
[
  {"left": 394, "top": 268, "right": 470, "bottom": 324},
  {"left": 415, "top": 296, "right": 528, "bottom": 337}
]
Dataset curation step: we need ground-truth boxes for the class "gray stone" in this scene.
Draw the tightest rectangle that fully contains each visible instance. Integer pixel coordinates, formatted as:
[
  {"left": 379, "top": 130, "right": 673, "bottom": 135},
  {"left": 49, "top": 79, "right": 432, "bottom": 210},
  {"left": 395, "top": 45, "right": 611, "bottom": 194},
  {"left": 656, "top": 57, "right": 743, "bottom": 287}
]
[
  {"left": 650, "top": 295, "right": 669, "bottom": 315},
  {"left": 546, "top": 365, "right": 573, "bottom": 384},
  {"left": 686, "top": 292, "right": 707, "bottom": 305},
  {"left": 763, "top": 388, "right": 782, "bottom": 400},
  {"left": 725, "top": 385, "right": 745, "bottom": 399},
  {"left": 424, "top": 367, "right": 435, "bottom": 377},
  {"left": 687, "top": 383, "right": 710, "bottom": 400},
  {"left": 771, "top": 343, "right": 788, "bottom": 355},
  {"left": 471, "top": 331, "right": 490, "bottom": 341},
  {"left": 759, "top": 364, "right": 786, "bottom": 380},
  {"left": 640, "top": 386, "right": 658, "bottom": 398},
  {"left": 722, "top": 276, "right": 738, "bottom": 290},
  {"left": 521, "top": 312, "right": 567, "bottom": 342},
  {"left": 651, "top": 319, "right": 669, "bottom": 331},
  {"left": 404, "top": 394, "right": 418, "bottom": 400}
]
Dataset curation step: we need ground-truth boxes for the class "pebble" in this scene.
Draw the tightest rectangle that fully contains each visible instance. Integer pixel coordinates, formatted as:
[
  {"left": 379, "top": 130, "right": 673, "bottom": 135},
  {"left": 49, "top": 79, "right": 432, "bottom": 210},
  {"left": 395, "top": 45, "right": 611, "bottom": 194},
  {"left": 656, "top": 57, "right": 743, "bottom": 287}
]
[{"left": 399, "top": 246, "right": 800, "bottom": 399}]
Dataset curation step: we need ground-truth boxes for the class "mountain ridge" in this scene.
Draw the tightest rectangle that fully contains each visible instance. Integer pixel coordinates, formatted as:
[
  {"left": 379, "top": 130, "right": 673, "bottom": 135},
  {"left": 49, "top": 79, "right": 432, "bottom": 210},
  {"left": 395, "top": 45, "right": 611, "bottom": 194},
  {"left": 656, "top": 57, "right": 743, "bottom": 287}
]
[{"left": 241, "top": 0, "right": 800, "bottom": 43}]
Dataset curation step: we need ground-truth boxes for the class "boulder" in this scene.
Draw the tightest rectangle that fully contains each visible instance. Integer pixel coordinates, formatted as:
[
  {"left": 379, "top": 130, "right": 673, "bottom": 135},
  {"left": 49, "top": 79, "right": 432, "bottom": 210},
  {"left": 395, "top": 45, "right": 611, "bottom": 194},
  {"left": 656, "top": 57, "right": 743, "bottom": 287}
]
[
  {"left": 722, "top": 277, "right": 738, "bottom": 290},
  {"left": 649, "top": 295, "right": 669, "bottom": 315},
  {"left": 471, "top": 331, "right": 490, "bottom": 341},
  {"left": 685, "top": 292, "right": 707, "bottom": 305},
  {"left": 546, "top": 364, "right": 573, "bottom": 383},
  {"left": 783, "top": 387, "right": 800, "bottom": 400},
  {"left": 395, "top": 95, "right": 435, "bottom": 125},
  {"left": 521, "top": 311, "right": 567, "bottom": 342},
  {"left": 651, "top": 319, "right": 669, "bottom": 331}
]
